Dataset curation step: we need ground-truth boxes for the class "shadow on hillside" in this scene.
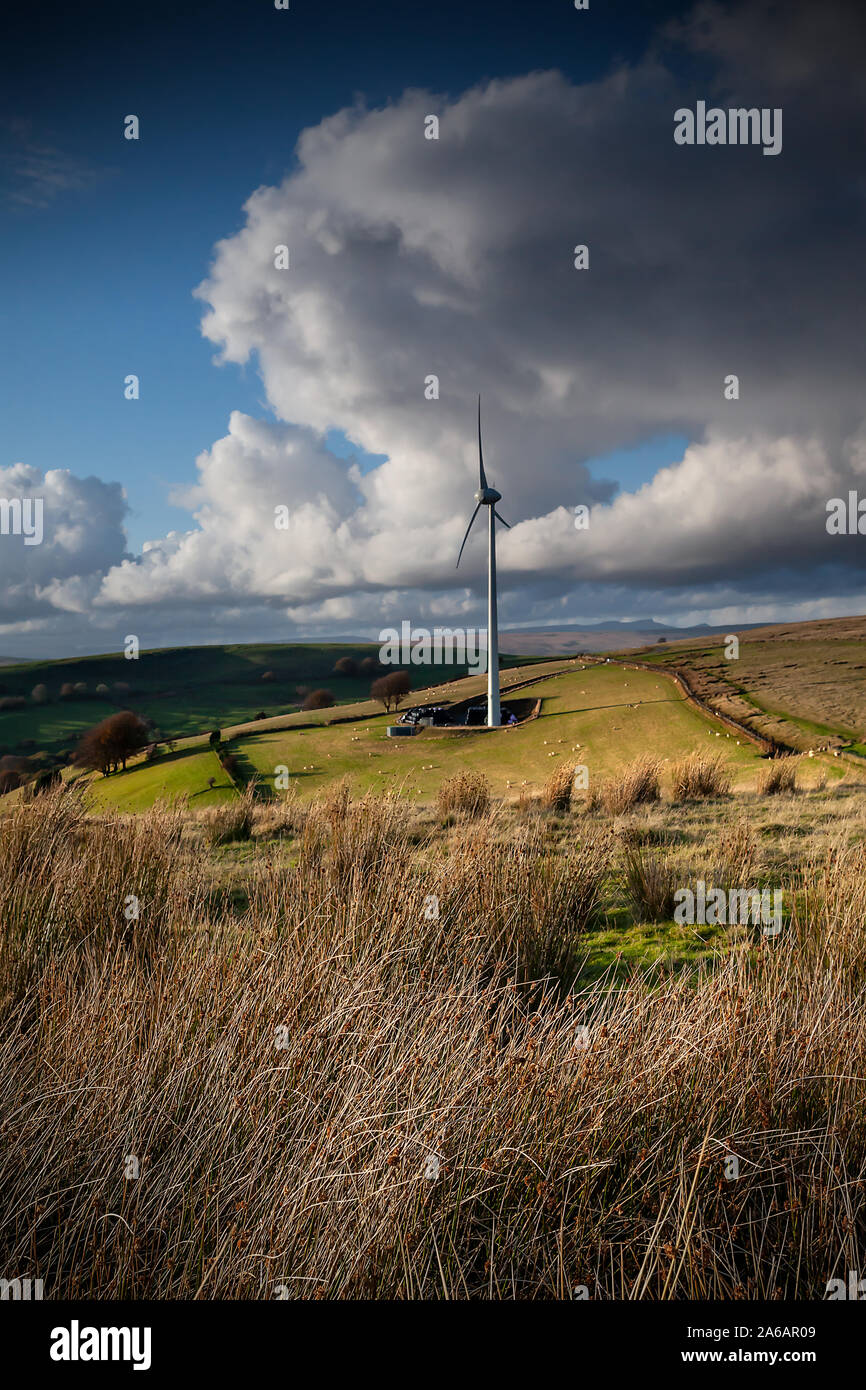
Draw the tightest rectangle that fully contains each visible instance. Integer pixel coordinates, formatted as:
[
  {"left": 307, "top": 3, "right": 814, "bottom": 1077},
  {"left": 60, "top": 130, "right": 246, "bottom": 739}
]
[{"left": 221, "top": 742, "right": 274, "bottom": 799}]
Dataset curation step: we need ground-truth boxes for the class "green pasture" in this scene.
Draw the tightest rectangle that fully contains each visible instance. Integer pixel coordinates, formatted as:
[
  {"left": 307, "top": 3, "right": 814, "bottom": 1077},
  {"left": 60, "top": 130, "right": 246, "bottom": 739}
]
[{"left": 84, "top": 660, "right": 781, "bottom": 811}]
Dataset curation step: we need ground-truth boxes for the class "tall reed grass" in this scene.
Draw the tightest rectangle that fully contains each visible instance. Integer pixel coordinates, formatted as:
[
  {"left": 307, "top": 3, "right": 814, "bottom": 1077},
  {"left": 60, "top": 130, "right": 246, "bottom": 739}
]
[{"left": 1, "top": 789, "right": 865, "bottom": 1299}]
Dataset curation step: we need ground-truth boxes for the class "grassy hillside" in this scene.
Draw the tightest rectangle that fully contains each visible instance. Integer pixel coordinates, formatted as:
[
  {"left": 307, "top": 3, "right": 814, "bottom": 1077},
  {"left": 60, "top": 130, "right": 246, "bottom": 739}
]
[
  {"left": 0, "top": 642, "right": 536, "bottom": 760},
  {"left": 84, "top": 659, "right": 810, "bottom": 813},
  {"left": 6, "top": 619, "right": 862, "bottom": 812},
  {"left": 625, "top": 615, "right": 866, "bottom": 753}
]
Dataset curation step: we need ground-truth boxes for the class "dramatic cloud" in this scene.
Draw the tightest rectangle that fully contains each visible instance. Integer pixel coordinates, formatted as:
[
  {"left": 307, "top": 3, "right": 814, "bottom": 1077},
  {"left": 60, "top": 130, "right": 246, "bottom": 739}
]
[
  {"left": 0, "top": 464, "right": 128, "bottom": 620},
  {"left": 9, "top": 0, "right": 866, "bottom": 648}
]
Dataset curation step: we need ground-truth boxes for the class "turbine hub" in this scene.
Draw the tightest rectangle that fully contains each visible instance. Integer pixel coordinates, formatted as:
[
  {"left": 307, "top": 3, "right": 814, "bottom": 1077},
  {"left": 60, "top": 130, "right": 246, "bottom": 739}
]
[{"left": 474, "top": 486, "right": 501, "bottom": 505}]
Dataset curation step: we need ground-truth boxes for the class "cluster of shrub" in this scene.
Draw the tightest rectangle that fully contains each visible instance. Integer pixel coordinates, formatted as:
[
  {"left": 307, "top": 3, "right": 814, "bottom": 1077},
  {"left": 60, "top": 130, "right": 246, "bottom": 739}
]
[
  {"left": 0, "top": 680, "right": 132, "bottom": 712},
  {"left": 206, "top": 729, "right": 239, "bottom": 782},
  {"left": 258, "top": 656, "right": 411, "bottom": 715},
  {"left": 72, "top": 711, "right": 153, "bottom": 776}
]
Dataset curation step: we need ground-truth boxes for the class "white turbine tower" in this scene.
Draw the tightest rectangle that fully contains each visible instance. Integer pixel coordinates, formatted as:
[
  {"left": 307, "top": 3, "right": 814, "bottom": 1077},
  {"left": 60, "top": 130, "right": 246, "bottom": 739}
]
[{"left": 456, "top": 396, "right": 511, "bottom": 727}]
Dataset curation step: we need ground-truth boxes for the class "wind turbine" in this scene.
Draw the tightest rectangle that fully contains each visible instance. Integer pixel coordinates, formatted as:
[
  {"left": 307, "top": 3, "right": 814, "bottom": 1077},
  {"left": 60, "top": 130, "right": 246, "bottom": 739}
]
[{"left": 456, "top": 396, "right": 511, "bottom": 727}]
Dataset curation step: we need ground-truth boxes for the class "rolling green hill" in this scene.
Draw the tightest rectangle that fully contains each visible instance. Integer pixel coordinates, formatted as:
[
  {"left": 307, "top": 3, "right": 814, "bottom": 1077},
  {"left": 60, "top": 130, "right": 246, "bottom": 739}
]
[
  {"left": 0, "top": 642, "right": 538, "bottom": 761},
  {"left": 84, "top": 659, "right": 805, "bottom": 813},
  {"left": 5, "top": 623, "right": 860, "bottom": 815}
]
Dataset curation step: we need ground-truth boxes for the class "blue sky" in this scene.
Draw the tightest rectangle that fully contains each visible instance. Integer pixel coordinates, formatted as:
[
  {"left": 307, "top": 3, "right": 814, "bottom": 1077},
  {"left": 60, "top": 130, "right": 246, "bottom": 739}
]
[
  {"left": 2, "top": 0, "right": 865, "bottom": 655},
  {"left": 1, "top": 0, "right": 686, "bottom": 551}
]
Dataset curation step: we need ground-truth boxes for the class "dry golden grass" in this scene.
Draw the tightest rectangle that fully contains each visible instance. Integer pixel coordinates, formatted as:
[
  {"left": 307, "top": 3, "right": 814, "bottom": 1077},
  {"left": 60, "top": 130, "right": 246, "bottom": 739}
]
[
  {"left": 437, "top": 769, "right": 491, "bottom": 819},
  {"left": 1, "top": 787, "right": 866, "bottom": 1299},
  {"left": 200, "top": 783, "right": 257, "bottom": 845},
  {"left": 670, "top": 751, "right": 733, "bottom": 801},
  {"left": 595, "top": 757, "right": 662, "bottom": 816},
  {"left": 541, "top": 760, "right": 579, "bottom": 813},
  {"left": 713, "top": 820, "right": 758, "bottom": 890},
  {"left": 756, "top": 757, "right": 800, "bottom": 796}
]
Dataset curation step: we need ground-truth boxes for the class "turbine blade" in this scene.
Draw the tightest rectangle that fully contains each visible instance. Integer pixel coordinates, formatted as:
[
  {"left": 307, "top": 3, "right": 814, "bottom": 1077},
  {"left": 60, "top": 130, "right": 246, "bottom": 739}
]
[
  {"left": 456, "top": 502, "right": 482, "bottom": 568},
  {"left": 477, "top": 395, "right": 488, "bottom": 491},
  {"left": 493, "top": 509, "right": 511, "bottom": 529}
]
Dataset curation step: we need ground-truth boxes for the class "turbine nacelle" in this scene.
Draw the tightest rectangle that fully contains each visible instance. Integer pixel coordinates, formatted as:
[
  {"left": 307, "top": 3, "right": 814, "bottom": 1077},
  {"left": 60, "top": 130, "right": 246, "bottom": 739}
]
[{"left": 474, "top": 485, "right": 501, "bottom": 505}]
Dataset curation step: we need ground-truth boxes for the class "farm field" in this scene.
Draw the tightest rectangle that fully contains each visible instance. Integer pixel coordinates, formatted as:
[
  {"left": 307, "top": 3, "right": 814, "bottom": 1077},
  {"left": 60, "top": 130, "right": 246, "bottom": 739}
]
[
  {"left": 237, "top": 663, "right": 768, "bottom": 803},
  {"left": 86, "top": 749, "right": 238, "bottom": 813},
  {"left": 628, "top": 614, "right": 866, "bottom": 753},
  {"left": 82, "top": 660, "right": 798, "bottom": 812}
]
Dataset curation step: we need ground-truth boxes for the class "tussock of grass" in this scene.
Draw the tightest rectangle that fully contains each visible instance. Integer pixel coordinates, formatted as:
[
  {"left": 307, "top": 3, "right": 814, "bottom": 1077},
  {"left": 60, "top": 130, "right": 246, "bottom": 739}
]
[
  {"left": 595, "top": 757, "right": 662, "bottom": 816},
  {"left": 200, "top": 784, "right": 256, "bottom": 845},
  {"left": 713, "top": 821, "right": 758, "bottom": 889},
  {"left": 757, "top": 757, "right": 799, "bottom": 796},
  {"left": 0, "top": 789, "right": 204, "bottom": 1005},
  {"left": 250, "top": 792, "right": 305, "bottom": 840},
  {"left": 437, "top": 770, "right": 490, "bottom": 820},
  {"left": 541, "top": 761, "right": 578, "bottom": 813},
  {"left": 622, "top": 843, "right": 679, "bottom": 923},
  {"left": 670, "top": 751, "right": 733, "bottom": 801}
]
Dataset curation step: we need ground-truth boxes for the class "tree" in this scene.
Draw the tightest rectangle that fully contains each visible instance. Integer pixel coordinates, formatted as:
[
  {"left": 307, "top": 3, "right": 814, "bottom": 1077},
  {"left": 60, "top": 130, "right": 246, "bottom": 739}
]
[
  {"left": 302, "top": 689, "right": 335, "bottom": 711},
  {"left": 73, "top": 711, "right": 150, "bottom": 775},
  {"left": 59, "top": 683, "right": 75, "bottom": 700},
  {"left": 208, "top": 729, "right": 221, "bottom": 747},
  {"left": 31, "top": 683, "right": 48, "bottom": 704},
  {"left": 261, "top": 670, "right": 276, "bottom": 682},
  {"left": 359, "top": 656, "right": 380, "bottom": 676},
  {"left": 333, "top": 656, "right": 358, "bottom": 677},
  {"left": 371, "top": 671, "right": 411, "bottom": 713}
]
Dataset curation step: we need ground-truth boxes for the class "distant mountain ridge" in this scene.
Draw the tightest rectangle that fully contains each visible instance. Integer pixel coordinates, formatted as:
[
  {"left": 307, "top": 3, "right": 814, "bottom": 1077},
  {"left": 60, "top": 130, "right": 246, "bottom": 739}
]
[{"left": 497, "top": 620, "right": 768, "bottom": 656}]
